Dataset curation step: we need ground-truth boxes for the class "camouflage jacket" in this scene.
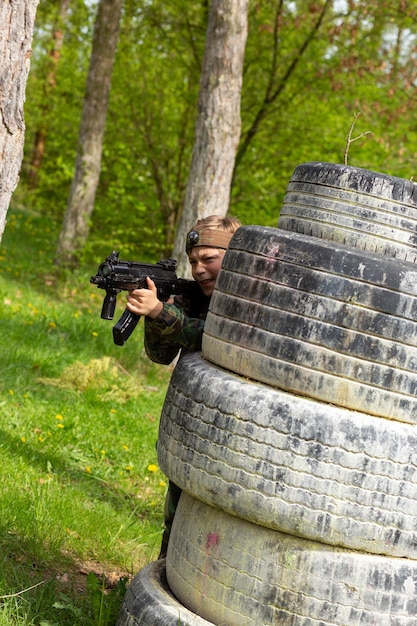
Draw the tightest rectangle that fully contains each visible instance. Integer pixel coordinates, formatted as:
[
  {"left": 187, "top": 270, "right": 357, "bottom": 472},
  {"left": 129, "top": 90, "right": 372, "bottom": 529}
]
[{"left": 144, "top": 292, "right": 210, "bottom": 365}]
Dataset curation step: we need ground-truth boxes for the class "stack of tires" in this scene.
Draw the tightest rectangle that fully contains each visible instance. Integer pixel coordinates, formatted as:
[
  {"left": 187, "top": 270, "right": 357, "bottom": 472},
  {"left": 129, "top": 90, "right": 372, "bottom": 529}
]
[{"left": 117, "top": 162, "right": 417, "bottom": 625}]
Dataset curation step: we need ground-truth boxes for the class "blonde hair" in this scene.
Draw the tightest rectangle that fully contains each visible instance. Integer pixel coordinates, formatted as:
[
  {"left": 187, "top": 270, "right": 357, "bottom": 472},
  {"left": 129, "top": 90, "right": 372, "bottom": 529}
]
[
  {"left": 185, "top": 215, "right": 242, "bottom": 252},
  {"left": 191, "top": 215, "right": 241, "bottom": 234}
]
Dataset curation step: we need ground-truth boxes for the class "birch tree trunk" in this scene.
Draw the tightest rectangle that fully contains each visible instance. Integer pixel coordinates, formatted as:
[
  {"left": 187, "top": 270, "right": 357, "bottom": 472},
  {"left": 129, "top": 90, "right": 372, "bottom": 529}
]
[
  {"left": 173, "top": 0, "right": 249, "bottom": 276},
  {"left": 55, "top": 0, "right": 123, "bottom": 267},
  {"left": 0, "top": 0, "right": 39, "bottom": 243}
]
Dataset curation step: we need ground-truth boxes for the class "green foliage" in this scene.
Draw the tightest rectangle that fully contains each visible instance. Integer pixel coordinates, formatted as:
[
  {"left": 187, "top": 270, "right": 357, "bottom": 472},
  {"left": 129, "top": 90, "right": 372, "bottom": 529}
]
[
  {"left": 17, "top": 0, "right": 417, "bottom": 256},
  {"left": 0, "top": 207, "right": 171, "bottom": 624},
  {"left": 86, "top": 573, "right": 128, "bottom": 626},
  {"left": 20, "top": 1, "right": 96, "bottom": 224},
  {"left": 233, "top": 0, "right": 417, "bottom": 227}
]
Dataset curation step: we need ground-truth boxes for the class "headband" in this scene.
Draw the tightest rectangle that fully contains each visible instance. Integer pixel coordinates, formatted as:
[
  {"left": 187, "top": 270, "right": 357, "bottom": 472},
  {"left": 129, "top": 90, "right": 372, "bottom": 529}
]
[{"left": 186, "top": 229, "right": 234, "bottom": 252}]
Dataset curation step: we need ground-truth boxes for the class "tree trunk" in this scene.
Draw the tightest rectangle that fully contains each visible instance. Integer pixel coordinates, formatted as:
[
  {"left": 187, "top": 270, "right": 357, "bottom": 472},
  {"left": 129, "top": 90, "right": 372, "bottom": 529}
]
[
  {"left": 0, "top": 0, "right": 39, "bottom": 243},
  {"left": 55, "top": 0, "right": 123, "bottom": 267},
  {"left": 173, "top": 0, "right": 249, "bottom": 276}
]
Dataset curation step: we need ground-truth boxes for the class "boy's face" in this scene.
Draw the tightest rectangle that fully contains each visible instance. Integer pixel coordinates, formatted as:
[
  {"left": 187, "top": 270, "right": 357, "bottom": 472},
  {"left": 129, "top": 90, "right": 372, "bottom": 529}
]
[{"left": 188, "top": 246, "right": 226, "bottom": 297}]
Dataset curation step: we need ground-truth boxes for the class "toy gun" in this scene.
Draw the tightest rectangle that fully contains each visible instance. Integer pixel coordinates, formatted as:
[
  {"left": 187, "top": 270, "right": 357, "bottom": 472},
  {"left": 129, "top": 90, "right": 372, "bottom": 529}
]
[{"left": 90, "top": 251, "right": 199, "bottom": 346}]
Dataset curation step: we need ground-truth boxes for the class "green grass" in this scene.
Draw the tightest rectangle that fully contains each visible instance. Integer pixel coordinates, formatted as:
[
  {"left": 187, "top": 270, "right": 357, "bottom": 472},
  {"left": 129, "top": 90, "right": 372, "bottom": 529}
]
[{"left": 0, "top": 207, "right": 172, "bottom": 624}]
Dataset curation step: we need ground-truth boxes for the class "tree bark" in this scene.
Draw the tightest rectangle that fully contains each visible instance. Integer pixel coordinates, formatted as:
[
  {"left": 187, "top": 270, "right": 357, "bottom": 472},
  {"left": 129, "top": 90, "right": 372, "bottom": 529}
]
[
  {"left": 173, "top": 0, "right": 249, "bottom": 276},
  {"left": 55, "top": 0, "right": 123, "bottom": 267},
  {"left": 0, "top": 0, "right": 39, "bottom": 242}
]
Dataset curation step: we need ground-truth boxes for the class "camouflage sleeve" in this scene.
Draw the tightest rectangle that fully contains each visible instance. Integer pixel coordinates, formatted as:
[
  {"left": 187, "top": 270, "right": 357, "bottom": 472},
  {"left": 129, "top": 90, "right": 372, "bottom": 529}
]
[{"left": 144, "top": 299, "right": 205, "bottom": 365}]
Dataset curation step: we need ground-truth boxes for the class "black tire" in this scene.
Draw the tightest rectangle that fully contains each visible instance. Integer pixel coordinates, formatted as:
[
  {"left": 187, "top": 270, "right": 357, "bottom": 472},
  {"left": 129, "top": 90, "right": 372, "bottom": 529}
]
[
  {"left": 203, "top": 226, "right": 417, "bottom": 422},
  {"left": 158, "top": 353, "right": 417, "bottom": 559},
  {"left": 167, "top": 492, "right": 417, "bottom": 626},
  {"left": 278, "top": 161, "right": 417, "bottom": 263},
  {"left": 116, "top": 559, "right": 215, "bottom": 626}
]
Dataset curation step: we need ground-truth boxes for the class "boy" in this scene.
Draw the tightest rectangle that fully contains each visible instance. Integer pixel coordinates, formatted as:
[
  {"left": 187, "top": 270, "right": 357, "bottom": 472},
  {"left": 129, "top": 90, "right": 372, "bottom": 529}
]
[
  {"left": 126, "top": 215, "right": 241, "bottom": 364},
  {"left": 126, "top": 214, "right": 241, "bottom": 557}
]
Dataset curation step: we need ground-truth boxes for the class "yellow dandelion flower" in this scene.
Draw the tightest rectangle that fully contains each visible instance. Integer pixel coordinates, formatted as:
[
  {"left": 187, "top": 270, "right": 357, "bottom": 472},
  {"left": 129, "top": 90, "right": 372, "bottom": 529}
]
[
  {"left": 56, "top": 423, "right": 64, "bottom": 429},
  {"left": 55, "top": 414, "right": 63, "bottom": 420},
  {"left": 48, "top": 321, "right": 57, "bottom": 329},
  {"left": 91, "top": 331, "right": 98, "bottom": 337},
  {"left": 159, "top": 480, "right": 167, "bottom": 487},
  {"left": 9, "top": 389, "right": 14, "bottom": 395},
  {"left": 125, "top": 465, "right": 133, "bottom": 471},
  {"left": 85, "top": 466, "right": 91, "bottom": 473},
  {"left": 21, "top": 436, "right": 26, "bottom": 443},
  {"left": 123, "top": 444, "right": 129, "bottom": 451},
  {"left": 147, "top": 464, "right": 158, "bottom": 473}
]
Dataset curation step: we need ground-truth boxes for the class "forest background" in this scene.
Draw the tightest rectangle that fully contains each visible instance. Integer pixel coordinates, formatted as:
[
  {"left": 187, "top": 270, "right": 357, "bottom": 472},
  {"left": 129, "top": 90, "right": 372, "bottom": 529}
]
[
  {"left": 12, "top": 0, "right": 417, "bottom": 269},
  {"left": 1, "top": 1, "right": 417, "bottom": 622}
]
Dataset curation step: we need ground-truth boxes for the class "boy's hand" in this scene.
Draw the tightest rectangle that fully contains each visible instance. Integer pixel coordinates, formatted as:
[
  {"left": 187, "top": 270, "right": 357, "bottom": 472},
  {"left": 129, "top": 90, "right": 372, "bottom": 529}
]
[{"left": 126, "top": 277, "right": 163, "bottom": 319}]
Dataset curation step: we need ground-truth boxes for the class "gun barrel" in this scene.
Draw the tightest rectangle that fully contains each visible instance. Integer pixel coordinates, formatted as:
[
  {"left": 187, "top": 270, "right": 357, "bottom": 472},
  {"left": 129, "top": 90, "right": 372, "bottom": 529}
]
[{"left": 90, "top": 274, "right": 107, "bottom": 286}]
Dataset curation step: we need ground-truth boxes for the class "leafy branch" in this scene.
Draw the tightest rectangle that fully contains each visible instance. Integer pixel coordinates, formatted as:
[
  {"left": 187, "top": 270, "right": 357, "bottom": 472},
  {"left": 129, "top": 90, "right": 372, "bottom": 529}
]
[{"left": 344, "top": 113, "right": 372, "bottom": 165}]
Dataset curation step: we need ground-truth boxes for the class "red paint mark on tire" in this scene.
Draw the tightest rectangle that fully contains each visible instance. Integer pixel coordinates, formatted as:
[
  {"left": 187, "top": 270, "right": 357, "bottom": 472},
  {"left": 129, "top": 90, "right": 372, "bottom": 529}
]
[{"left": 206, "top": 533, "right": 219, "bottom": 549}]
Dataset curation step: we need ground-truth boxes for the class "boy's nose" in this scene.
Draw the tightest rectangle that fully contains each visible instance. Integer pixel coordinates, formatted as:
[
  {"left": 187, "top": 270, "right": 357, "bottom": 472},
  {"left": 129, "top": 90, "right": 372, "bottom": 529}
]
[{"left": 194, "top": 261, "right": 205, "bottom": 273}]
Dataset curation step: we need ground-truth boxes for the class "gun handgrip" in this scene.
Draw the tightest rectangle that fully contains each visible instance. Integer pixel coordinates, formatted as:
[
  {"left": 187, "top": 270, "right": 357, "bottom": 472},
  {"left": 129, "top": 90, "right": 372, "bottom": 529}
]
[
  {"left": 101, "top": 290, "right": 118, "bottom": 320},
  {"left": 112, "top": 308, "right": 141, "bottom": 346}
]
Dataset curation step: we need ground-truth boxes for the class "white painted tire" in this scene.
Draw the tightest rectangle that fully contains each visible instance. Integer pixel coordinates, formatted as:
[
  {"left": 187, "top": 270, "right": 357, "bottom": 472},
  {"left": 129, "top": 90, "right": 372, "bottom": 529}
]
[
  {"left": 158, "top": 353, "right": 417, "bottom": 559},
  {"left": 116, "top": 558, "right": 215, "bottom": 626},
  {"left": 278, "top": 161, "right": 417, "bottom": 263},
  {"left": 167, "top": 492, "right": 417, "bottom": 626},
  {"left": 203, "top": 226, "right": 417, "bottom": 423}
]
